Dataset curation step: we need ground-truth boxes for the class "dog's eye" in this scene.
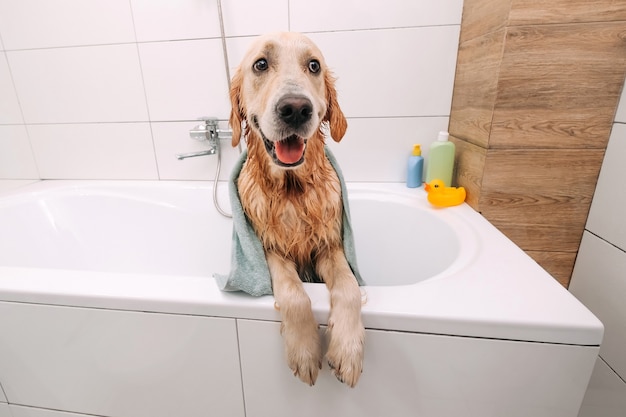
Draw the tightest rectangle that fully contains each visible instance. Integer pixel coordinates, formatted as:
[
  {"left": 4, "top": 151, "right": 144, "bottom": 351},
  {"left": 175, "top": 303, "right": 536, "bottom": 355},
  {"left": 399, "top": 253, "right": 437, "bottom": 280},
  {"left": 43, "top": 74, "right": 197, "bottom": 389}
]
[
  {"left": 308, "top": 59, "right": 321, "bottom": 74},
  {"left": 253, "top": 58, "right": 268, "bottom": 72}
]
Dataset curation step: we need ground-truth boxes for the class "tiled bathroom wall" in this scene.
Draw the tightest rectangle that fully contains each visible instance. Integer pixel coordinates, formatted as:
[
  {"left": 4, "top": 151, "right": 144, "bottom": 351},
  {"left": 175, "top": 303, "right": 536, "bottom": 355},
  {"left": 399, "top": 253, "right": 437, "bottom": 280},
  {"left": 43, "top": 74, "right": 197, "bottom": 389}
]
[
  {"left": 0, "top": 0, "right": 463, "bottom": 183},
  {"left": 571, "top": 89, "right": 626, "bottom": 417}
]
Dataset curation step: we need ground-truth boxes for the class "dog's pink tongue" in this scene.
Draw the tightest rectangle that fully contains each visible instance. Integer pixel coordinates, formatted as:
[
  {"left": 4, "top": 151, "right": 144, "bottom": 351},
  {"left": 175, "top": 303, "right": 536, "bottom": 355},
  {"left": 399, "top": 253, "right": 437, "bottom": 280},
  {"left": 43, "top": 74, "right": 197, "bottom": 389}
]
[{"left": 275, "top": 136, "right": 305, "bottom": 164}]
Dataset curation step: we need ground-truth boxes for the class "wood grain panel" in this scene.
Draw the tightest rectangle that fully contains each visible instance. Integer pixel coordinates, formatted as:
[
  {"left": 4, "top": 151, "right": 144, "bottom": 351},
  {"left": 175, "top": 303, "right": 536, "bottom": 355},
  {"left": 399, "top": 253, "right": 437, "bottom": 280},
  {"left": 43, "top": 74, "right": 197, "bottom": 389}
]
[
  {"left": 449, "top": 30, "right": 504, "bottom": 148},
  {"left": 478, "top": 149, "right": 604, "bottom": 252},
  {"left": 491, "top": 221, "right": 584, "bottom": 253},
  {"left": 491, "top": 22, "right": 626, "bottom": 149},
  {"left": 526, "top": 250, "right": 577, "bottom": 288},
  {"left": 450, "top": 135, "right": 485, "bottom": 208},
  {"left": 459, "top": 0, "right": 512, "bottom": 43},
  {"left": 450, "top": 0, "right": 626, "bottom": 287},
  {"left": 509, "top": 0, "right": 626, "bottom": 26}
]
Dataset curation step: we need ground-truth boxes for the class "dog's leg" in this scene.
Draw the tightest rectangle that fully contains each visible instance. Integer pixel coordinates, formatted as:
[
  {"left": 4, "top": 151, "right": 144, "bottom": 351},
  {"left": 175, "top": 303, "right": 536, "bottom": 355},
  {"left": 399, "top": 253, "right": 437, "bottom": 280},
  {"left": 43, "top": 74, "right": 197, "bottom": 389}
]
[
  {"left": 267, "top": 252, "right": 322, "bottom": 386},
  {"left": 316, "top": 248, "right": 364, "bottom": 387}
]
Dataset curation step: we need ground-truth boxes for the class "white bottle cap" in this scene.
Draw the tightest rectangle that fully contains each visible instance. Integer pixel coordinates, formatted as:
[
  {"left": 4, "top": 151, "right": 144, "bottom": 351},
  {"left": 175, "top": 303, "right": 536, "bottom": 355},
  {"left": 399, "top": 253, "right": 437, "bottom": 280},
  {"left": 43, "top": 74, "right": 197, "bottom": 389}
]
[{"left": 438, "top": 131, "right": 449, "bottom": 142}]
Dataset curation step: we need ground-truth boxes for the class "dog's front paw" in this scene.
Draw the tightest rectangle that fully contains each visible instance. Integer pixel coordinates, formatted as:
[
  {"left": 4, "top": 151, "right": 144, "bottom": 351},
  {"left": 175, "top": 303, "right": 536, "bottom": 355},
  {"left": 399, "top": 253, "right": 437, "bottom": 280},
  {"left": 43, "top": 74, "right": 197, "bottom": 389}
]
[
  {"left": 281, "top": 322, "right": 322, "bottom": 386},
  {"left": 326, "top": 322, "right": 364, "bottom": 387}
]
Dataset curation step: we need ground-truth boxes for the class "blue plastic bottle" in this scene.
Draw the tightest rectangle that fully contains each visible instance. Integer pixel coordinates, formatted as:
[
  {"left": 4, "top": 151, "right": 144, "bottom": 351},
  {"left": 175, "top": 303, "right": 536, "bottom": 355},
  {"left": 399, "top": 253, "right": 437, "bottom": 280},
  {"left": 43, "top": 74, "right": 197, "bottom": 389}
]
[{"left": 406, "top": 144, "right": 424, "bottom": 188}]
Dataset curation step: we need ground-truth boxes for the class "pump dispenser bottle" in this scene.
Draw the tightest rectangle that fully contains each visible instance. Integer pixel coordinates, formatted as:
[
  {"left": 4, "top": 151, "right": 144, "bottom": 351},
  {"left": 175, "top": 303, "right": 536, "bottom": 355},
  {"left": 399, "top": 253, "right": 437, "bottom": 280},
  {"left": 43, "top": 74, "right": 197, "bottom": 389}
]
[
  {"left": 425, "top": 131, "right": 455, "bottom": 187},
  {"left": 406, "top": 144, "right": 424, "bottom": 188}
]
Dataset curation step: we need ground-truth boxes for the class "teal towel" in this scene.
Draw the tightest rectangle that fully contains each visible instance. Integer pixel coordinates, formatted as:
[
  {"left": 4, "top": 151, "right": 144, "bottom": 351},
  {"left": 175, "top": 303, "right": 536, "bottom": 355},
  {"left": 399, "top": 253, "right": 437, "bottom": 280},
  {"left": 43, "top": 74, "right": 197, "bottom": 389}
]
[{"left": 214, "top": 147, "right": 364, "bottom": 296}]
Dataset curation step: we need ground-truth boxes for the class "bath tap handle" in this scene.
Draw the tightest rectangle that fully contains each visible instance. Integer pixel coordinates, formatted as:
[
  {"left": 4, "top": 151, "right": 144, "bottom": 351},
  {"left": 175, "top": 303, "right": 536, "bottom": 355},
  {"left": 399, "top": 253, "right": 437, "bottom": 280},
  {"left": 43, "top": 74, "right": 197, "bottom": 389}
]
[
  {"left": 176, "top": 118, "right": 231, "bottom": 160},
  {"left": 175, "top": 149, "right": 217, "bottom": 160}
]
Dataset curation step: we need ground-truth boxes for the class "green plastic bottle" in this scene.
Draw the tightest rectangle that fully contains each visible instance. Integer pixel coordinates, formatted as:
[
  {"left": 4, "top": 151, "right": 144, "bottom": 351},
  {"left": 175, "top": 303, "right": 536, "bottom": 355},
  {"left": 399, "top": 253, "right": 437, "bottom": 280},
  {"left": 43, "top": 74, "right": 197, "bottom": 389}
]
[{"left": 425, "top": 131, "right": 455, "bottom": 187}]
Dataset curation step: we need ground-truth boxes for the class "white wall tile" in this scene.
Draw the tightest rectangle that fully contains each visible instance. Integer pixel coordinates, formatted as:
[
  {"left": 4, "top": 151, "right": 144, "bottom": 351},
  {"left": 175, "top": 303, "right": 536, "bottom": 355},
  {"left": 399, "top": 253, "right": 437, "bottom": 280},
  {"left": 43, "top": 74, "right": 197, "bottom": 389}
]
[
  {"left": 225, "top": 36, "right": 256, "bottom": 74},
  {"left": 131, "top": 0, "right": 221, "bottom": 42},
  {"left": 151, "top": 120, "right": 241, "bottom": 180},
  {"left": 0, "top": 380, "right": 6, "bottom": 402},
  {"left": 570, "top": 232, "right": 626, "bottom": 379},
  {"left": 586, "top": 123, "right": 626, "bottom": 251},
  {"left": 0, "top": 403, "right": 9, "bottom": 417},
  {"left": 578, "top": 357, "right": 626, "bottom": 417},
  {"left": 0, "top": 180, "right": 39, "bottom": 194},
  {"left": 307, "top": 27, "right": 461, "bottom": 118},
  {"left": 0, "top": 125, "right": 39, "bottom": 179},
  {"left": 0, "top": 0, "right": 135, "bottom": 50},
  {"left": 139, "top": 40, "right": 230, "bottom": 122},
  {"left": 8, "top": 44, "right": 148, "bottom": 124},
  {"left": 10, "top": 404, "right": 88, "bottom": 417},
  {"left": 28, "top": 123, "right": 158, "bottom": 180},
  {"left": 327, "top": 117, "right": 449, "bottom": 182},
  {"left": 227, "top": 28, "right": 460, "bottom": 119},
  {"left": 290, "top": 0, "right": 463, "bottom": 32},
  {"left": 0, "top": 53, "right": 23, "bottom": 124},
  {"left": 221, "top": 0, "right": 288, "bottom": 37}
]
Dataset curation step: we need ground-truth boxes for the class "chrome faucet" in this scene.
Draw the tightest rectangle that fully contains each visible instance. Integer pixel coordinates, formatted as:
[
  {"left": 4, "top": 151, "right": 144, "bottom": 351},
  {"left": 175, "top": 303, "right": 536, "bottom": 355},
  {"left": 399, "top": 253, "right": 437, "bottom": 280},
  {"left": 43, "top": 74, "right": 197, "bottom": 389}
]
[{"left": 176, "top": 118, "right": 232, "bottom": 160}]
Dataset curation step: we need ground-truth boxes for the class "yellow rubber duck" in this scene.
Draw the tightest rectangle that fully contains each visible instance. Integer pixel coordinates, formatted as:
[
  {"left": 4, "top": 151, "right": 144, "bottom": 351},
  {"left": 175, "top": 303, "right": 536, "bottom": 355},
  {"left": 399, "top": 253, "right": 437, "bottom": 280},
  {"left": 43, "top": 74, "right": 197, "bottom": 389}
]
[{"left": 424, "top": 179, "right": 466, "bottom": 207}]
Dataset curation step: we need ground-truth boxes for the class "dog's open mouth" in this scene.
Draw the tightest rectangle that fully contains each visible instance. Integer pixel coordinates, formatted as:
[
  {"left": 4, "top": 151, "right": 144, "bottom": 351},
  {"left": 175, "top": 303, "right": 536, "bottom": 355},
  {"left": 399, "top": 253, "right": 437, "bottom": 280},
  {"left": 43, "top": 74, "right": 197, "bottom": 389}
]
[
  {"left": 273, "top": 134, "right": 306, "bottom": 165},
  {"left": 252, "top": 116, "right": 307, "bottom": 167}
]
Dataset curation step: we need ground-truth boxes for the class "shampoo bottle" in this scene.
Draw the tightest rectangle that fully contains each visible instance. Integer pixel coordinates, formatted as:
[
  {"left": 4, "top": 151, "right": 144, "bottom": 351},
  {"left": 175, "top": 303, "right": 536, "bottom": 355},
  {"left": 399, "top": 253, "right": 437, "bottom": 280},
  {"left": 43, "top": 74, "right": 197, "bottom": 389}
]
[
  {"left": 406, "top": 144, "right": 424, "bottom": 188},
  {"left": 425, "top": 131, "right": 455, "bottom": 187}
]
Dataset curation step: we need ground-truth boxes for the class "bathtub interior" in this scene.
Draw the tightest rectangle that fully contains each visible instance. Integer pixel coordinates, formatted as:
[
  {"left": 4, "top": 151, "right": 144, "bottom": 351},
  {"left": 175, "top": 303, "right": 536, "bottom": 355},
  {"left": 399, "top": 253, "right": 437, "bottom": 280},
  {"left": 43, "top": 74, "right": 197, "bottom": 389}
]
[{"left": 0, "top": 182, "right": 463, "bottom": 286}]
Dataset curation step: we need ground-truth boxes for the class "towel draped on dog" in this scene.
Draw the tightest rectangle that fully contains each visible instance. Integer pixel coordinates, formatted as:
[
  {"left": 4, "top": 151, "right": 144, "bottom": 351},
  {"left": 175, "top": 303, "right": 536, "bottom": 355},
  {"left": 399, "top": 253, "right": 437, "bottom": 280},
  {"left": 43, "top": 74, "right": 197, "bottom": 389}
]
[{"left": 214, "top": 147, "right": 364, "bottom": 296}]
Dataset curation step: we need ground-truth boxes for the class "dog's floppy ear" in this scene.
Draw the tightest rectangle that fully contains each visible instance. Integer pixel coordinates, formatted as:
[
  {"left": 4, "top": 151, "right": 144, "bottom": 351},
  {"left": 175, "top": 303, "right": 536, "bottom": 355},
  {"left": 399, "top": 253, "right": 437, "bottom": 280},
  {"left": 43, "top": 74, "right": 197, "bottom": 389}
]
[
  {"left": 229, "top": 68, "right": 245, "bottom": 147},
  {"left": 323, "top": 70, "right": 347, "bottom": 142}
]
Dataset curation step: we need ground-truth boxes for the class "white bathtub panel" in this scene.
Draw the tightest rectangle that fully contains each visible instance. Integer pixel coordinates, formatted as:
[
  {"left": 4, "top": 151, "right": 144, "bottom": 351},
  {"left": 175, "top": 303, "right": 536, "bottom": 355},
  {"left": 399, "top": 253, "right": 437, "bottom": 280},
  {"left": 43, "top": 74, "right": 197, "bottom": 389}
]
[
  {"left": 577, "top": 357, "right": 626, "bottom": 417},
  {"left": 131, "top": 0, "right": 221, "bottom": 42},
  {"left": 290, "top": 0, "right": 463, "bottom": 32},
  {"left": 570, "top": 231, "right": 626, "bottom": 379},
  {"left": 0, "top": 404, "right": 9, "bottom": 417},
  {"left": 152, "top": 120, "right": 242, "bottom": 180},
  {"left": 28, "top": 123, "right": 158, "bottom": 180},
  {"left": 586, "top": 123, "right": 626, "bottom": 251},
  {"left": 307, "top": 27, "right": 460, "bottom": 118},
  {"left": 0, "top": 302, "right": 244, "bottom": 417},
  {"left": 0, "top": 0, "right": 135, "bottom": 50},
  {"left": 0, "top": 125, "right": 39, "bottom": 179},
  {"left": 0, "top": 53, "right": 23, "bottom": 124},
  {"left": 7, "top": 45, "right": 148, "bottom": 124},
  {"left": 326, "top": 117, "right": 449, "bottom": 182},
  {"left": 221, "top": 0, "right": 288, "bottom": 37},
  {"left": 139, "top": 40, "right": 230, "bottom": 122},
  {"left": 238, "top": 319, "right": 598, "bottom": 417}
]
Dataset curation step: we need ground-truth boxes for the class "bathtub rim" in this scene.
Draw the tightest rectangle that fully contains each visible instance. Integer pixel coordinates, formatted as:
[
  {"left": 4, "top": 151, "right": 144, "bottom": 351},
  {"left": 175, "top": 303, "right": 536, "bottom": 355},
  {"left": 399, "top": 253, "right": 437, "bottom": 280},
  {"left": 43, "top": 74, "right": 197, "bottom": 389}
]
[{"left": 0, "top": 180, "right": 604, "bottom": 347}]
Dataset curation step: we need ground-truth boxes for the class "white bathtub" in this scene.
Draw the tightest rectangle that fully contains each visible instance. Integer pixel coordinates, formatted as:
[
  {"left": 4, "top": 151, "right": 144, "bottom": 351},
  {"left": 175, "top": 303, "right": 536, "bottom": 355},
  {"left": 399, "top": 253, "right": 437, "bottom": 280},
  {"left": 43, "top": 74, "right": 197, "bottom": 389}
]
[{"left": 0, "top": 180, "right": 602, "bottom": 417}]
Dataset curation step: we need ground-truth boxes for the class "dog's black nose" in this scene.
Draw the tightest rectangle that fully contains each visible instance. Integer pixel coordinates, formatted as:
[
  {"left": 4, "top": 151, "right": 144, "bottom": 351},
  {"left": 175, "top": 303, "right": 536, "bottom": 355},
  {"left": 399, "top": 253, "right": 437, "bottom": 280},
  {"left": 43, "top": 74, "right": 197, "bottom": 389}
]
[{"left": 276, "top": 95, "right": 313, "bottom": 128}]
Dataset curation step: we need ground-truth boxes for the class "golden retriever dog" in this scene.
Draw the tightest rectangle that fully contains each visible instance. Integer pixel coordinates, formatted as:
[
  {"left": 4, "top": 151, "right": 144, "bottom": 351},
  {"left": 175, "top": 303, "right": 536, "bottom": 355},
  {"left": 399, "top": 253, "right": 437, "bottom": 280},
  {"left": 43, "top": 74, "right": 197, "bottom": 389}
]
[{"left": 229, "top": 32, "right": 364, "bottom": 387}]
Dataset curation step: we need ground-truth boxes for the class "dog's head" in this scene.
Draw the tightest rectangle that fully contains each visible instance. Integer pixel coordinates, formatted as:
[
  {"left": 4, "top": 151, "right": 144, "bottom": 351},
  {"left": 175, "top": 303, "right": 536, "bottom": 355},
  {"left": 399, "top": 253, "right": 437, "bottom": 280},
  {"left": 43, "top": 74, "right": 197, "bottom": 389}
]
[{"left": 229, "top": 32, "right": 347, "bottom": 168}]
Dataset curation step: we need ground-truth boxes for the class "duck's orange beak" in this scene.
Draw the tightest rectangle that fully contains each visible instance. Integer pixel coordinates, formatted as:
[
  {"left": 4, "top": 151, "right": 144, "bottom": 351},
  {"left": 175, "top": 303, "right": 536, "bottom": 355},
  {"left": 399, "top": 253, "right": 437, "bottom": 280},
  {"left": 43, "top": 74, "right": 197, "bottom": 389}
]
[{"left": 424, "top": 183, "right": 431, "bottom": 192}]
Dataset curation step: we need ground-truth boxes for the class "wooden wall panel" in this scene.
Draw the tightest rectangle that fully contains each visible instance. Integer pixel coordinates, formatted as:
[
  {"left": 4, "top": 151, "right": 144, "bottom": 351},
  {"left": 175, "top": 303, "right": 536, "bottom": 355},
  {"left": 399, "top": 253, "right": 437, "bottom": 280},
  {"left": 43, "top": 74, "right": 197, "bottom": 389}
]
[
  {"left": 526, "top": 251, "right": 576, "bottom": 287},
  {"left": 450, "top": 0, "right": 626, "bottom": 287},
  {"left": 449, "top": 30, "right": 504, "bottom": 148},
  {"left": 478, "top": 149, "right": 604, "bottom": 250},
  {"left": 459, "top": 0, "right": 512, "bottom": 43},
  {"left": 509, "top": 0, "right": 626, "bottom": 26},
  {"left": 492, "top": 23, "right": 626, "bottom": 149},
  {"left": 450, "top": 136, "right": 485, "bottom": 207}
]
